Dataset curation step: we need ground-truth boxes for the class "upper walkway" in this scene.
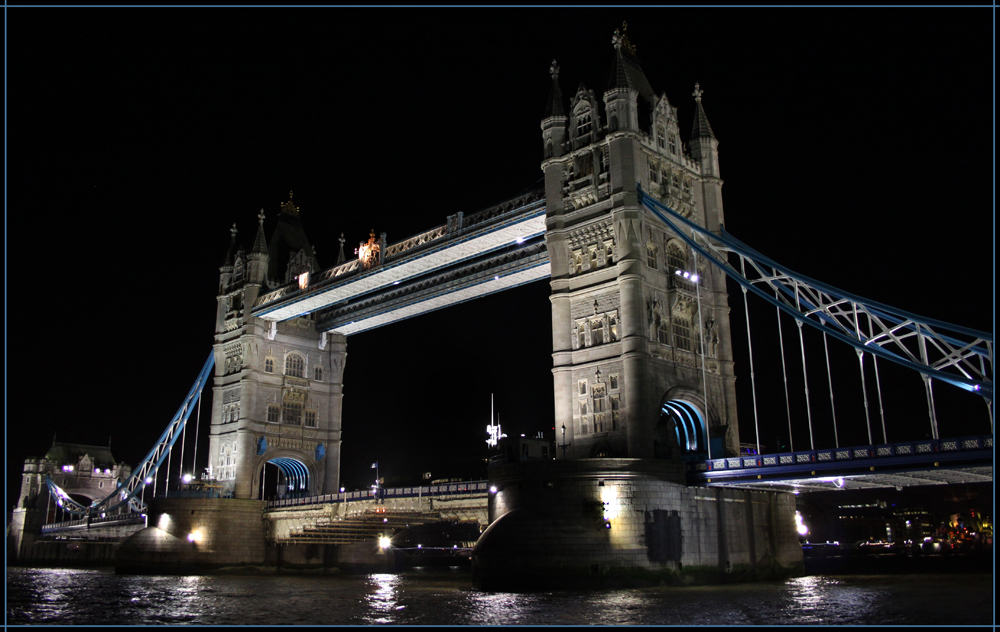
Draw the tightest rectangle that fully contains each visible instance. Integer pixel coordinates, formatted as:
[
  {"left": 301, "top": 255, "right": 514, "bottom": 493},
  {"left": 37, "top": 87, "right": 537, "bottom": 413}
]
[{"left": 250, "top": 191, "right": 548, "bottom": 335}]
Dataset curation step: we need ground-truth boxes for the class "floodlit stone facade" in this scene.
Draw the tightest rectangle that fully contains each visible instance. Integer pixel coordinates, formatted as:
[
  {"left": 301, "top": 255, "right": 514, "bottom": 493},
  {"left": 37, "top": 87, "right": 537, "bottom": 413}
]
[
  {"left": 543, "top": 27, "right": 739, "bottom": 461},
  {"left": 210, "top": 195, "right": 346, "bottom": 499}
]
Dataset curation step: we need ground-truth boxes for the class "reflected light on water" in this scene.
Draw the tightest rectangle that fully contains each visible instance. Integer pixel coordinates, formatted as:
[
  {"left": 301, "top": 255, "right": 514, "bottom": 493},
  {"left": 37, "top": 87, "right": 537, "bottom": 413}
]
[{"left": 364, "top": 573, "right": 402, "bottom": 624}]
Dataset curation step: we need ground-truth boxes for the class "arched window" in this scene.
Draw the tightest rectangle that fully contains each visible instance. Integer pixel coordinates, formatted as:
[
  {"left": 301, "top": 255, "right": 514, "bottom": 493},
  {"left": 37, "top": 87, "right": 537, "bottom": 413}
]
[
  {"left": 658, "top": 319, "right": 671, "bottom": 344},
  {"left": 672, "top": 315, "right": 692, "bottom": 351},
  {"left": 668, "top": 133, "right": 677, "bottom": 155},
  {"left": 577, "top": 110, "right": 592, "bottom": 138},
  {"left": 314, "top": 366, "right": 322, "bottom": 381},
  {"left": 264, "top": 357, "right": 274, "bottom": 373},
  {"left": 646, "top": 244, "right": 658, "bottom": 269},
  {"left": 285, "top": 353, "right": 304, "bottom": 378},
  {"left": 656, "top": 125, "right": 666, "bottom": 149},
  {"left": 667, "top": 243, "right": 685, "bottom": 273}
]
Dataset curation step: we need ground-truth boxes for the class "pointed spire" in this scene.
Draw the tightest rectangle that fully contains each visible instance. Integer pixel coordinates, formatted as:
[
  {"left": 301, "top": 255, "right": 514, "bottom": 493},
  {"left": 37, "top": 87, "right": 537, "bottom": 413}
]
[
  {"left": 543, "top": 59, "right": 565, "bottom": 119},
  {"left": 607, "top": 21, "right": 654, "bottom": 102},
  {"left": 223, "top": 223, "right": 238, "bottom": 266},
  {"left": 336, "top": 232, "right": 346, "bottom": 265},
  {"left": 252, "top": 209, "right": 268, "bottom": 254},
  {"left": 691, "top": 83, "right": 716, "bottom": 140}
]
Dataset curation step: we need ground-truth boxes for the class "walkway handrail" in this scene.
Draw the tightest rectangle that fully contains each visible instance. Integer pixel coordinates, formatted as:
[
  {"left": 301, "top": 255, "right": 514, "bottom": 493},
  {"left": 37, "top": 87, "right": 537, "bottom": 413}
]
[{"left": 265, "top": 481, "right": 490, "bottom": 510}]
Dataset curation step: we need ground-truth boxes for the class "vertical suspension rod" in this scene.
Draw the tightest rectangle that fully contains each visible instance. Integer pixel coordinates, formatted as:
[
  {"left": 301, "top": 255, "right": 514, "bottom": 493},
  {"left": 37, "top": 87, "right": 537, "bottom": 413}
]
[
  {"left": 916, "top": 324, "right": 940, "bottom": 440},
  {"left": 867, "top": 318, "right": 888, "bottom": 443},
  {"left": 853, "top": 303, "right": 874, "bottom": 445},
  {"left": 193, "top": 395, "right": 202, "bottom": 482},
  {"left": 821, "top": 329, "right": 839, "bottom": 448},
  {"left": 775, "top": 292, "right": 794, "bottom": 453},
  {"left": 739, "top": 257, "right": 761, "bottom": 456},
  {"left": 793, "top": 283, "right": 815, "bottom": 450},
  {"left": 694, "top": 232, "right": 712, "bottom": 460},
  {"left": 981, "top": 348, "right": 993, "bottom": 434}
]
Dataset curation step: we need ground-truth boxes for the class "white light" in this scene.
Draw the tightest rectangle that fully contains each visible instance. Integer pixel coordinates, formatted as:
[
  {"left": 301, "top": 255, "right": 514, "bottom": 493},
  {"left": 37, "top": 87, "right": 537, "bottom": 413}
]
[
  {"left": 104, "top": 469, "right": 111, "bottom": 474},
  {"left": 379, "top": 536, "right": 391, "bottom": 549},
  {"left": 182, "top": 474, "right": 193, "bottom": 483},
  {"left": 683, "top": 272, "right": 690, "bottom": 279},
  {"left": 95, "top": 468, "right": 100, "bottom": 474},
  {"left": 689, "top": 274, "right": 699, "bottom": 283},
  {"left": 516, "top": 236, "right": 526, "bottom": 244},
  {"left": 490, "top": 486, "right": 498, "bottom": 494},
  {"left": 795, "top": 511, "right": 809, "bottom": 536},
  {"left": 57, "top": 499, "right": 64, "bottom": 507},
  {"left": 393, "top": 281, "right": 400, "bottom": 285},
  {"left": 417, "top": 544, "right": 422, "bottom": 548},
  {"left": 494, "top": 276, "right": 499, "bottom": 280},
  {"left": 145, "top": 477, "right": 153, "bottom": 484},
  {"left": 675, "top": 270, "right": 682, "bottom": 276},
  {"left": 340, "top": 487, "right": 345, "bottom": 493},
  {"left": 835, "top": 477, "right": 845, "bottom": 488}
]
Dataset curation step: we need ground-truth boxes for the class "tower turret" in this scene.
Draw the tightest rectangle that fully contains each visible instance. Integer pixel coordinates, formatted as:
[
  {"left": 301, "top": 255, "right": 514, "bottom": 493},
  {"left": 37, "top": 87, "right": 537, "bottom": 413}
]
[
  {"left": 688, "top": 83, "right": 724, "bottom": 231},
  {"left": 541, "top": 60, "right": 568, "bottom": 159},
  {"left": 216, "top": 223, "right": 238, "bottom": 334},
  {"left": 603, "top": 23, "right": 654, "bottom": 135}
]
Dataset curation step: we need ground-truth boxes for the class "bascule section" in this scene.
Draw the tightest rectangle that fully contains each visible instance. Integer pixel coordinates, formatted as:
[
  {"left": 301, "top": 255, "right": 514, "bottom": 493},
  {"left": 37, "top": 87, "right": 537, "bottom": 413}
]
[{"left": 542, "top": 26, "right": 739, "bottom": 461}]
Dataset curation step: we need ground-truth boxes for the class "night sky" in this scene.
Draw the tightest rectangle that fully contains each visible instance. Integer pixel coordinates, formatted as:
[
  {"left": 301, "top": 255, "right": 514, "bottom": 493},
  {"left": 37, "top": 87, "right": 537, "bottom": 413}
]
[{"left": 7, "top": 9, "right": 993, "bottom": 514}]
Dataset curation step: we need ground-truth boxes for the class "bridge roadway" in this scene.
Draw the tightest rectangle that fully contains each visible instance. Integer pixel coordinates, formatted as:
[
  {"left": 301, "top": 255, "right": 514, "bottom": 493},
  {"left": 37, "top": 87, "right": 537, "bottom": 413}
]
[
  {"left": 251, "top": 190, "right": 549, "bottom": 334},
  {"left": 687, "top": 435, "right": 993, "bottom": 493}
]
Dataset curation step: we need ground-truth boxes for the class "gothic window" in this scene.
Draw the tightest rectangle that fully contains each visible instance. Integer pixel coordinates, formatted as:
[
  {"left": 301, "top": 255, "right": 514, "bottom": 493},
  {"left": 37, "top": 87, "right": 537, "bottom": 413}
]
[
  {"left": 579, "top": 400, "right": 588, "bottom": 416},
  {"left": 579, "top": 380, "right": 587, "bottom": 396},
  {"left": 285, "top": 353, "right": 304, "bottom": 378},
  {"left": 577, "top": 111, "right": 592, "bottom": 138},
  {"left": 646, "top": 244, "right": 658, "bottom": 269},
  {"left": 282, "top": 401, "right": 302, "bottom": 425},
  {"left": 610, "top": 374, "right": 619, "bottom": 390},
  {"left": 604, "top": 240, "right": 614, "bottom": 263},
  {"left": 649, "top": 160, "right": 658, "bottom": 183},
  {"left": 667, "top": 242, "right": 685, "bottom": 273},
  {"left": 658, "top": 319, "right": 671, "bottom": 344},
  {"left": 673, "top": 315, "right": 692, "bottom": 351},
  {"left": 594, "top": 415, "right": 604, "bottom": 433},
  {"left": 611, "top": 395, "right": 620, "bottom": 412},
  {"left": 267, "top": 404, "right": 280, "bottom": 424},
  {"left": 656, "top": 125, "right": 666, "bottom": 149},
  {"left": 305, "top": 410, "right": 317, "bottom": 428},
  {"left": 572, "top": 250, "right": 583, "bottom": 275},
  {"left": 264, "top": 357, "right": 274, "bottom": 373},
  {"left": 589, "top": 245, "right": 598, "bottom": 269},
  {"left": 669, "top": 133, "right": 677, "bottom": 155},
  {"left": 234, "top": 257, "right": 244, "bottom": 284},
  {"left": 577, "top": 322, "right": 587, "bottom": 349},
  {"left": 314, "top": 366, "right": 322, "bottom": 381},
  {"left": 592, "top": 385, "right": 606, "bottom": 412},
  {"left": 591, "top": 318, "right": 605, "bottom": 345}
]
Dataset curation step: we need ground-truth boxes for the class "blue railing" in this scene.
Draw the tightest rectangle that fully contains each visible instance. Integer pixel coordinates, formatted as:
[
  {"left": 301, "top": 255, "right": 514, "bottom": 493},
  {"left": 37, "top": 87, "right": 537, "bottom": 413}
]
[
  {"left": 265, "top": 481, "right": 489, "bottom": 510},
  {"left": 687, "top": 435, "right": 992, "bottom": 476},
  {"left": 41, "top": 512, "right": 147, "bottom": 534}
]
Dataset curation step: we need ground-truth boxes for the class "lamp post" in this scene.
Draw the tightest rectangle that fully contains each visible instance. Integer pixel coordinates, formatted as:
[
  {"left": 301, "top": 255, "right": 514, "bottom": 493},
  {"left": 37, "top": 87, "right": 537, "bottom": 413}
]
[{"left": 558, "top": 424, "right": 570, "bottom": 459}]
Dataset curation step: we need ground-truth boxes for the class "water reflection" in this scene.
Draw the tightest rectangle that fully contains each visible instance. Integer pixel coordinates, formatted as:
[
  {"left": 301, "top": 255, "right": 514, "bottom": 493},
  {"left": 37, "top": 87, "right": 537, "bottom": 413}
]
[
  {"left": 363, "top": 573, "right": 402, "bottom": 624},
  {"left": 7, "top": 568, "right": 990, "bottom": 626}
]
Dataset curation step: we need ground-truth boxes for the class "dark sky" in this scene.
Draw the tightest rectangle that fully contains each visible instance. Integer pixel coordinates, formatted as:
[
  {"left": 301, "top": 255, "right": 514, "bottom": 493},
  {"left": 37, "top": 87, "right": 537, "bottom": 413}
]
[{"left": 6, "top": 9, "right": 993, "bottom": 511}]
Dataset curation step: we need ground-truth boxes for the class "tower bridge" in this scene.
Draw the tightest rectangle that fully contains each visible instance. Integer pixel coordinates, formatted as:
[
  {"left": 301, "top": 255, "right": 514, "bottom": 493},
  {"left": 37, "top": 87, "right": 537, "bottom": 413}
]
[{"left": 11, "top": 26, "right": 991, "bottom": 585}]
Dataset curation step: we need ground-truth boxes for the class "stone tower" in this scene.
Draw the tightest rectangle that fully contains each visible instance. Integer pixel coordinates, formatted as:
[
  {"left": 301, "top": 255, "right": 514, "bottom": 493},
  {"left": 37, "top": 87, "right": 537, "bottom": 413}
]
[
  {"left": 543, "top": 26, "right": 739, "bottom": 460},
  {"left": 210, "top": 193, "right": 347, "bottom": 499}
]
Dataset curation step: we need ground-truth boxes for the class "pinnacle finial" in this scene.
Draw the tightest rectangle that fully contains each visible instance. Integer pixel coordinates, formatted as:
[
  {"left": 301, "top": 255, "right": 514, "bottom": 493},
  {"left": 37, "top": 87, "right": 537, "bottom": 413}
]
[
  {"left": 280, "top": 192, "right": 300, "bottom": 217},
  {"left": 550, "top": 59, "right": 560, "bottom": 80},
  {"left": 612, "top": 21, "right": 636, "bottom": 55},
  {"left": 257, "top": 209, "right": 265, "bottom": 224},
  {"left": 693, "top": 82, "right": 704, "bottom": 103},
  {"left": 230, "top": 223, "right": 238, "bottom": 238}
]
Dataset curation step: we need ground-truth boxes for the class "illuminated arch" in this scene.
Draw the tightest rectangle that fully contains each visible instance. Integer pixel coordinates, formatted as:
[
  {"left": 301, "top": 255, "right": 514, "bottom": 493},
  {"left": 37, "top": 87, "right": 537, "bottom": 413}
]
[{"left": 660, "top": 398, "right": 707, "bottom": 457}]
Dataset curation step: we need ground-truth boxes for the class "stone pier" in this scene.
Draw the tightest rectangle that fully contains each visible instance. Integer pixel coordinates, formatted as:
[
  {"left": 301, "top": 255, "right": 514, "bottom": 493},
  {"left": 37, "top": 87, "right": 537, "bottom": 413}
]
[{"left": 472, "top": 459, "right": 804, "bottom": 590}]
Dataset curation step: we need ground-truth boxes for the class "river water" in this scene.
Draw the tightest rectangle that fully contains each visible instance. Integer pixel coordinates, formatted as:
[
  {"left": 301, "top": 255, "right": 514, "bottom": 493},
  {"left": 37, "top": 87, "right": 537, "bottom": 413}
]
[{"left": 6, "top": 567, "right": 994, "bottom": 626}]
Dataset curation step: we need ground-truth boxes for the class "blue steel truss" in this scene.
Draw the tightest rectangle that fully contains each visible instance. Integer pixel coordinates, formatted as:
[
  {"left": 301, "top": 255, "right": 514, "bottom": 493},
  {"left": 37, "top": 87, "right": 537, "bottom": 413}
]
[
  {"left": 638, "top": 186, "right": 993, "bottom": 407},
  {"left": 45, "top": 351, "right": 215, "bottom": 517}
]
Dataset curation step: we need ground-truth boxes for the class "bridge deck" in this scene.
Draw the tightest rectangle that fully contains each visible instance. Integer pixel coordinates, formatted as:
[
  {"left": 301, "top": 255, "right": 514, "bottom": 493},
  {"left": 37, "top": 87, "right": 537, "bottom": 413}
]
[
  {"left": 688, "top": 435, "right": 993, "bottom": 492},
  {"left": 251, "top": 192, "right": 547, "bottom": 332}
]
